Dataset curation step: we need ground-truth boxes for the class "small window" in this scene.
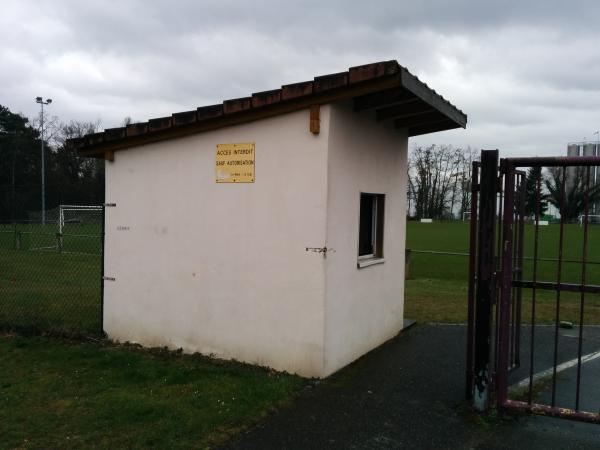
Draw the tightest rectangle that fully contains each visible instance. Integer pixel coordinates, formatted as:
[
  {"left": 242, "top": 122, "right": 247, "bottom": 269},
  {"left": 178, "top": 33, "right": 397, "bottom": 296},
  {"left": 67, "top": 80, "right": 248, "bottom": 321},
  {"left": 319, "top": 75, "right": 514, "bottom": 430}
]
[{"left": 358, "top": 193, "right": 385, "bottom": 262}]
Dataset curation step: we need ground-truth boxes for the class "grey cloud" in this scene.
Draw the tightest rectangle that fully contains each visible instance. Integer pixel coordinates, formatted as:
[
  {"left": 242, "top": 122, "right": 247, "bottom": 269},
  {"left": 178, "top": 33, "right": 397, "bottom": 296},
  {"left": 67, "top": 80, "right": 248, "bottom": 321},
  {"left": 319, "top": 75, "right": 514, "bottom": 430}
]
[{"left": 2, "top": 0, "right": 600, "bottom": 156}]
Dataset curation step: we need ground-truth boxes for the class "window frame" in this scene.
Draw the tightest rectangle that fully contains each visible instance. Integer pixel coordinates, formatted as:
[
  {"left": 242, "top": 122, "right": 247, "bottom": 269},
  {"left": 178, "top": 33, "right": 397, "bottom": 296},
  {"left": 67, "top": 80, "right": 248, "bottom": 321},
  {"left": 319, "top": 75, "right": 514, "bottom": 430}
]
[{"left": 357, "top": 192, "right": 385, "bottom": 266}]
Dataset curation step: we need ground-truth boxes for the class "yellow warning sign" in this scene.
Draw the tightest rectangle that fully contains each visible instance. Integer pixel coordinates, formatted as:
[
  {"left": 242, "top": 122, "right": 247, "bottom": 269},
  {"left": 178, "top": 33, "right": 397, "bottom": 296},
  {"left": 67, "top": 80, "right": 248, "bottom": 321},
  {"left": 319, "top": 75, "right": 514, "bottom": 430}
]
[{"left": 215, "top": 143, "right": 255, "bottom": 183}]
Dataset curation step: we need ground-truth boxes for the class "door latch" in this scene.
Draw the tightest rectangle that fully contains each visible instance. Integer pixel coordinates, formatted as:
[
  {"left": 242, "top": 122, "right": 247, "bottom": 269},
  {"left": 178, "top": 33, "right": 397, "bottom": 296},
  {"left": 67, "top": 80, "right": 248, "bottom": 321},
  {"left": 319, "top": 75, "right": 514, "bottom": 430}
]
[{"left": 305, "top": 247, "right": 334, "bottom": 255}]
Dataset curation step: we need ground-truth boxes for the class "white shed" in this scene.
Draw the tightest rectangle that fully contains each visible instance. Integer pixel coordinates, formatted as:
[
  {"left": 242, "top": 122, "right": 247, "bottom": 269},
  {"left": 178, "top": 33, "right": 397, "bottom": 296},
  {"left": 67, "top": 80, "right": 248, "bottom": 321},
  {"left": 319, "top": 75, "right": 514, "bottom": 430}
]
[{"left": 74, "top": 61, "right": 466, "bottom": 377}]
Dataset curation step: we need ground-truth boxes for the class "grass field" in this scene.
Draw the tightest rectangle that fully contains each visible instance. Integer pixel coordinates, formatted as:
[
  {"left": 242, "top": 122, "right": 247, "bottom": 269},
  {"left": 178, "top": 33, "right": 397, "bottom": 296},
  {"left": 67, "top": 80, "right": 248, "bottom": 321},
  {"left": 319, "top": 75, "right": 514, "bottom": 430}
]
[
  {"left": 405, "top": 221, "right": 600, "bottom": 324},
  {"left": 3, "top": 220, "right": 600, "bottom": 332},
  {"left": 0, "top": 223, "right": 306, "bottom": 449},
  {"left": 0, "top": 223, "right": 102, "bottom": 335},
  {"left": 2, "top": 221, "right": 598, "bottom": 447},
  {"left": 0, "top": 335, "right": 304, "bottom": 449}
]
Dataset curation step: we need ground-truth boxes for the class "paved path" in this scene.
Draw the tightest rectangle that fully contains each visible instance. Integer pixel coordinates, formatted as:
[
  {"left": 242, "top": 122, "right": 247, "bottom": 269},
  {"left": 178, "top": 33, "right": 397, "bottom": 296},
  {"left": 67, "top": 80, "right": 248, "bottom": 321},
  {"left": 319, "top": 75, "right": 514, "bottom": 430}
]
[{"left": 222, "top": 324, "right": 600, "bottom": 449}]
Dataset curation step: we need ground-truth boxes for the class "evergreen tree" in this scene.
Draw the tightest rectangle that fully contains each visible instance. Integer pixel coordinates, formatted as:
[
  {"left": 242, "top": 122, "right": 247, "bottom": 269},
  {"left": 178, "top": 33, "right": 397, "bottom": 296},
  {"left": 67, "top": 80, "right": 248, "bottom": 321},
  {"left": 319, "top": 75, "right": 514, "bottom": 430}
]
[
  {"left": 524, "top": 166, "right": 548, "bottom": 218},
  {"left": 0, "top": 105, "right": 43, "bottom": 220},
  {"left": 0, "top": 104, "right": 104, "bottom": 221}
]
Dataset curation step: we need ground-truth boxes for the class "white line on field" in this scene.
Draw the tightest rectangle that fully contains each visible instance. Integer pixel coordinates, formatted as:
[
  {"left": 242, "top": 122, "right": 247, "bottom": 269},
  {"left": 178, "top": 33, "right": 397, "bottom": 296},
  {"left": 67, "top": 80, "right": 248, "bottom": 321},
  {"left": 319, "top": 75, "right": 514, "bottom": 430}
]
[{"left": 510, "top": 350, "right": 600, "bottom": 391}]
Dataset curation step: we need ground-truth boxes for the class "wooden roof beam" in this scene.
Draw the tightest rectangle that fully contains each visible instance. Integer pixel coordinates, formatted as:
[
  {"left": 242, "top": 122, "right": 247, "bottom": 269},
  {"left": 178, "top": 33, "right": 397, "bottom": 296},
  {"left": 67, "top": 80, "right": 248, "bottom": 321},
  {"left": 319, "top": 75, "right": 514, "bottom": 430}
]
[
  {"left": 394, "top": 111, "right": 449, "bottom": 129},
  {"left": 400, "top": 68, "right": 467, "bottom": 128},
  {"left": 376, "top": 101, "right": 435, "bottom": 122},
  {"left": 409, "top": 119, "right": 459, "bottom": 137},
  {"left": 353, "top": 88, "right": 417, "bottom": 111}
]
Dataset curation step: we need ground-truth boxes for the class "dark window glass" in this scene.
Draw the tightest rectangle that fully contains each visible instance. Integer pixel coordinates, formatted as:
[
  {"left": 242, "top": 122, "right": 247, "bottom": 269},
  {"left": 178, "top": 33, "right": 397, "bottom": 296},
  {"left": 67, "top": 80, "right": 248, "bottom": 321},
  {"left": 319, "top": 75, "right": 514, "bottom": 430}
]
[
  {"left": 358, "top": 193, "right": 384, "bottom": 259},
  {"left": 359, "top": 194, "right": 375, "bottom": 256}
]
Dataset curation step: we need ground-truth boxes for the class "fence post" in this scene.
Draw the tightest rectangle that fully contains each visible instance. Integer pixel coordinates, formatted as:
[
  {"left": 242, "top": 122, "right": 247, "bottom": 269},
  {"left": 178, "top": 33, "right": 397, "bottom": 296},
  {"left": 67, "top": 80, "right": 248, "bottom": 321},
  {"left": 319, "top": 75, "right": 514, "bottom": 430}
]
[
  {"left": 405, "top": 248, "right": 411, "bottom": 280},
  {"left": 99, "top": 205, "right": 106, "bottom": 336},
  {"left": 496, "top": 159, "right": 516, "bottom": 411},
  {"left": 466, "top": 161, "right": 480, "bottom": 400},
  {"left": 472, "top": 150, "right": 499, "bottom": 411},
  {"left": 56, "top": 232, "right": 63, "bottom": 253}
]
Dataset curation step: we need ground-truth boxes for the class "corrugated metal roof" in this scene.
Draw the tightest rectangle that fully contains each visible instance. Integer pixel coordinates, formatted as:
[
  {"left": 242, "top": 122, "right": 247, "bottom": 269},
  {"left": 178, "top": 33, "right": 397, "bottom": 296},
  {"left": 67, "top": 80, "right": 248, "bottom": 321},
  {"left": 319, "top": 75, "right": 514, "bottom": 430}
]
[{"left": 72, "top": 60, "right": 467, "bottom": 158}]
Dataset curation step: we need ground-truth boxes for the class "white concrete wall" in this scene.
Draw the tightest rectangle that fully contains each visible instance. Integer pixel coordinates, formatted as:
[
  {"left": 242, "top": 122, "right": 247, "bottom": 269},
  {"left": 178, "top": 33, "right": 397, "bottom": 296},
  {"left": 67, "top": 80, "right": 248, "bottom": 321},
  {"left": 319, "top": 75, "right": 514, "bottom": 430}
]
[
  {"left": 104, "top": 108, "right": 330, "bottom": 377},
  {"left": 104, "top": 102, "right": 409, "bottom": 378},
  {"left": 323, "top": 101, "right": 408, "bottom": 376}
]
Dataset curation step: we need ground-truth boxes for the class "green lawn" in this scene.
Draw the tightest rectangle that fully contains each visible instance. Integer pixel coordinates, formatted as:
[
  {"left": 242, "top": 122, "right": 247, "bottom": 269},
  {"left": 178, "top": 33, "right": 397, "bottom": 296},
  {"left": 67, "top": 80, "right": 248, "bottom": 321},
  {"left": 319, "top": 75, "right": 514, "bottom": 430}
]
[
  {"left": 0, "top": 223, "right": 102, "bottom": 335},
  {"left": 3, "top": 220, "right": 598, "bottom": 448},
  {"left": 0, "top": 335, "right": 304, "bottom": 449},
  {"left": 0, "top": 222, "right": 102, "bottom": 254},
  {"left": 3, "top": 220, "right": 599, "bottom": 332},
  {"left": 0, "top": 223, "right": 305, "bottom": 449},
  {"left": 405, "top": 221, "right": 600, "bottom": 324}
]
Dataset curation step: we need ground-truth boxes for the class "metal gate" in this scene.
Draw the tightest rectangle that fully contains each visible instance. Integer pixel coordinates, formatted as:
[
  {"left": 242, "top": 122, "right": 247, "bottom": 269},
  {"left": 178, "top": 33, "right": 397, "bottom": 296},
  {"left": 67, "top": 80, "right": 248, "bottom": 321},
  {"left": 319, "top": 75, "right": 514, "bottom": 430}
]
[{"left": 466, "top": 150, "right": 600, "bottom": 423}]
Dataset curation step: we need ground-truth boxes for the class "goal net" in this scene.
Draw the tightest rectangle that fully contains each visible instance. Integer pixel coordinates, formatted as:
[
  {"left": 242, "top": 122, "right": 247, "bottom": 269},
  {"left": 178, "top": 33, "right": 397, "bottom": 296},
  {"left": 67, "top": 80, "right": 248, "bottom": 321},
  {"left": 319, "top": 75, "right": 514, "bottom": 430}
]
[
  {"left": 21, "top": 205, "right": 103, "bottom": 253},
  {"left": 579, "top": 215, "right": 600, "bottom": 226},
  {"left": 462, "top": 212, "right": 472, "bottom": 222},
  {"left": 59, "top": 205, "right": 103, "bottom": 234}
]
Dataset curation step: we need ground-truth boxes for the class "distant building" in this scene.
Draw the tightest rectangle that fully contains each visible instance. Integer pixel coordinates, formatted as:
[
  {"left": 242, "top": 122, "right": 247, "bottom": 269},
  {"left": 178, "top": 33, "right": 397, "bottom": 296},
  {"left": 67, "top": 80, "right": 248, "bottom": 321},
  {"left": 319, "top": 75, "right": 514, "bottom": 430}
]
[{"left": 567, "top": 142, "right": 600, "bottom": 215}]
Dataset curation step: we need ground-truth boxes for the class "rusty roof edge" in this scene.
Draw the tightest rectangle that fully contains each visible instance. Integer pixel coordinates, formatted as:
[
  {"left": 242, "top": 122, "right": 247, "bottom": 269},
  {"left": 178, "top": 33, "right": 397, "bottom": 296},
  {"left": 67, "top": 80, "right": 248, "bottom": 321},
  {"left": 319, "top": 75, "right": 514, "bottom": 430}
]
[
  {"left": 73, "top": 60, "right": 467, "bottom": 156},
  {"left": 399, "top": 68, "right": 467, "bottom": 128},
  {"left": 75, "top": 74, "right": 404, "bottom": 156}
]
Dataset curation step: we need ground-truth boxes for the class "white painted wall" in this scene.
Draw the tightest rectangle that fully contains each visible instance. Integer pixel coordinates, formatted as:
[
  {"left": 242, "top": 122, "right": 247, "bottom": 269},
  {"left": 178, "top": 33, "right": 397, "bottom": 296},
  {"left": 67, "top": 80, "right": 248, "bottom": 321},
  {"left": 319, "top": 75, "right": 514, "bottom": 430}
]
[
  {"left": 104, "top": 102, "right": 409, "bottom": 377},
  {"left": 323, "top": 101, "right": 408, "bottom": 376},
  {"left": 104, "top": 108, "right": 330, "bottom": 377}
]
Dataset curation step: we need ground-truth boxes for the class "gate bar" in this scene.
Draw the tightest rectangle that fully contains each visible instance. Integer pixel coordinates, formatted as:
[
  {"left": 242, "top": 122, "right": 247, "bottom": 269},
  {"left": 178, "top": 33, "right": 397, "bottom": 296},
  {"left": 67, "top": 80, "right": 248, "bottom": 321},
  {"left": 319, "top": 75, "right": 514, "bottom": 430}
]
[
  {"left": 528, "top": 175, "right": 542, "bottom": 404},
  {"left": 466, "top": 161, "right": 480, "bottom": 400},
  {"left": 497, "top": 158, "right": 516, "bottom": 410},
  {"left": 551, "top": 166, "right": 567, "bottom": 407},
  {"left": 515, "top": 172, "right": 526, "bottom": 367},
  {"left": 472, "top": 150, "right": 499, "bottom": 410},
  {"left": 494, "top": 167, "right": 504, "bottom": 379},
  {"left": 504, "top": 400, "right": 600, "bottom": 424},
  {"left": 506, "top": 156, "right": 600, "bottom": 167},
  {"left": 512, "top": 281, "right": 600, "bottom": 295},
  {"left": 575, "top": 167, "right": 591, "bottom": 411},
  {"left": 511, "top": 172, "right": 526, "bottom": 369}
]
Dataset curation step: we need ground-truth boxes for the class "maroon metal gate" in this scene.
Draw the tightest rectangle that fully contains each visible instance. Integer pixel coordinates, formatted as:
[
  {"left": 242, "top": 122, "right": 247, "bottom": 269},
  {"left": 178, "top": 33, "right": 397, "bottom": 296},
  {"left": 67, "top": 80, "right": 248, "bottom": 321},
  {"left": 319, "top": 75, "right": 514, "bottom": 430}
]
[{"left": 466, "top": 150, "right": 600, "bottom": 423}]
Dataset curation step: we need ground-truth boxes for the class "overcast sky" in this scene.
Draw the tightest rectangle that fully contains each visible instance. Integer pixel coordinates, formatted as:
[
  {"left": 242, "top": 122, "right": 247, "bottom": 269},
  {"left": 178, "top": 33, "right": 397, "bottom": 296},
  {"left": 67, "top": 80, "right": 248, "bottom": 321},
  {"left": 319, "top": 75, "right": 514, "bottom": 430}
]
[{"left": 2, "top": 0, "right": 600, "bottom": 156}]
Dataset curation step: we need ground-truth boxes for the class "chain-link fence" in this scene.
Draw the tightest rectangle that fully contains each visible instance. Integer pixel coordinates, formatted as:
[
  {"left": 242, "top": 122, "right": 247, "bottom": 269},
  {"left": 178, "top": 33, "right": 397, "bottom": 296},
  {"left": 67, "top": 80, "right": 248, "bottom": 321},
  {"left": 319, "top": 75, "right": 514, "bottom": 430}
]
[{"left": 0, "top": 207, "right": 104, "bottom": 336}]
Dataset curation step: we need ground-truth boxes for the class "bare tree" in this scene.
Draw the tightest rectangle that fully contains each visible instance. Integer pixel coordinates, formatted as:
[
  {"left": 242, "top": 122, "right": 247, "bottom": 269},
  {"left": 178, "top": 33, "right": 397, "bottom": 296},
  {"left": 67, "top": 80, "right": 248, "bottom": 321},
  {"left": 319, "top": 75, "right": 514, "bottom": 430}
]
[
  {"left": 457, "top": 146, "right": 479, "bottom": 219},
  {"left": 407, "top": 145, "right": 479, "bottom": 220},
  {"left": 32, "top": 113, "right": 60, "bottom": 145},
  {"left": 545, "top": 166, "right": 600, "bottom": 222},
  {"left": 45, "top": 120, "right": 105, "bottom": 207},
  {"left": 408, "top": 145, "right": 466, "bottom": 219}
]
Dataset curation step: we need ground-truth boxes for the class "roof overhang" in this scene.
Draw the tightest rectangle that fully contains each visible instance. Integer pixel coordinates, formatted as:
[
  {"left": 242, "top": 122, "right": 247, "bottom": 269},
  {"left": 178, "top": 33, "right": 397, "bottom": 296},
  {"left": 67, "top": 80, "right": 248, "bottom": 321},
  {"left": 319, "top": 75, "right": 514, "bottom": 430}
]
[{"left": 71, "top": 61, "right": 467, "bottom": 159}]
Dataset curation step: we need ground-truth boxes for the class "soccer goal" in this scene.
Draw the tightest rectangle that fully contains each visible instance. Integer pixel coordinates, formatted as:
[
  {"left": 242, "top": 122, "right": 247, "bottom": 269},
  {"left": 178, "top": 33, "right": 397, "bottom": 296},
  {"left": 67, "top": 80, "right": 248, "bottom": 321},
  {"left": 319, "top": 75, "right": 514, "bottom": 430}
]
[
  {"left": 579, "top": 215, "right": 600, "bottom": 226},
  {"left": 462, "top": 212, "right": 472, "bottom": 222},
  {"left": 25, "top": 204, "right": 103, "bottom": 253},
  {"left": 59, "top": 205, "right": 103, "bottom": 234}
]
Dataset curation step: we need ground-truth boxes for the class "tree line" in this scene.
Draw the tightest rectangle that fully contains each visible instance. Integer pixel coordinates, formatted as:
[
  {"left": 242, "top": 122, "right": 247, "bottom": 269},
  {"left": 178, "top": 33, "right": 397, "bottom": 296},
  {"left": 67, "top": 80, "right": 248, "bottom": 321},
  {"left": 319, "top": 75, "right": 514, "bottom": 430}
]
[
  {"left": 407, "top": 145, "right": 600, "bottom": 222},
  {"left": 2, "top": 102, "right": 598, "bottom": 224},
  {"left": 0, "top": 104, "right": 104, "bottom": 222},
  {"left": 407, "top": 145, "right": 479, "bottom": 220}
]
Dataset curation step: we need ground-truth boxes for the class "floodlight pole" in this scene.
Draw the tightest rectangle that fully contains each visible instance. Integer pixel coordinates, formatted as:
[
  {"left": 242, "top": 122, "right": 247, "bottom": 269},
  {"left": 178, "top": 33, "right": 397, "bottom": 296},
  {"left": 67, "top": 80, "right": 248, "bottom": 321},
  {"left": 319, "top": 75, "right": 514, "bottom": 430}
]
[
  {"left": 595, "top": 131, "right": 600, "bottom": 214},
  {"left": 36, "top": 97, "right": 52, "bottom": 225}
]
